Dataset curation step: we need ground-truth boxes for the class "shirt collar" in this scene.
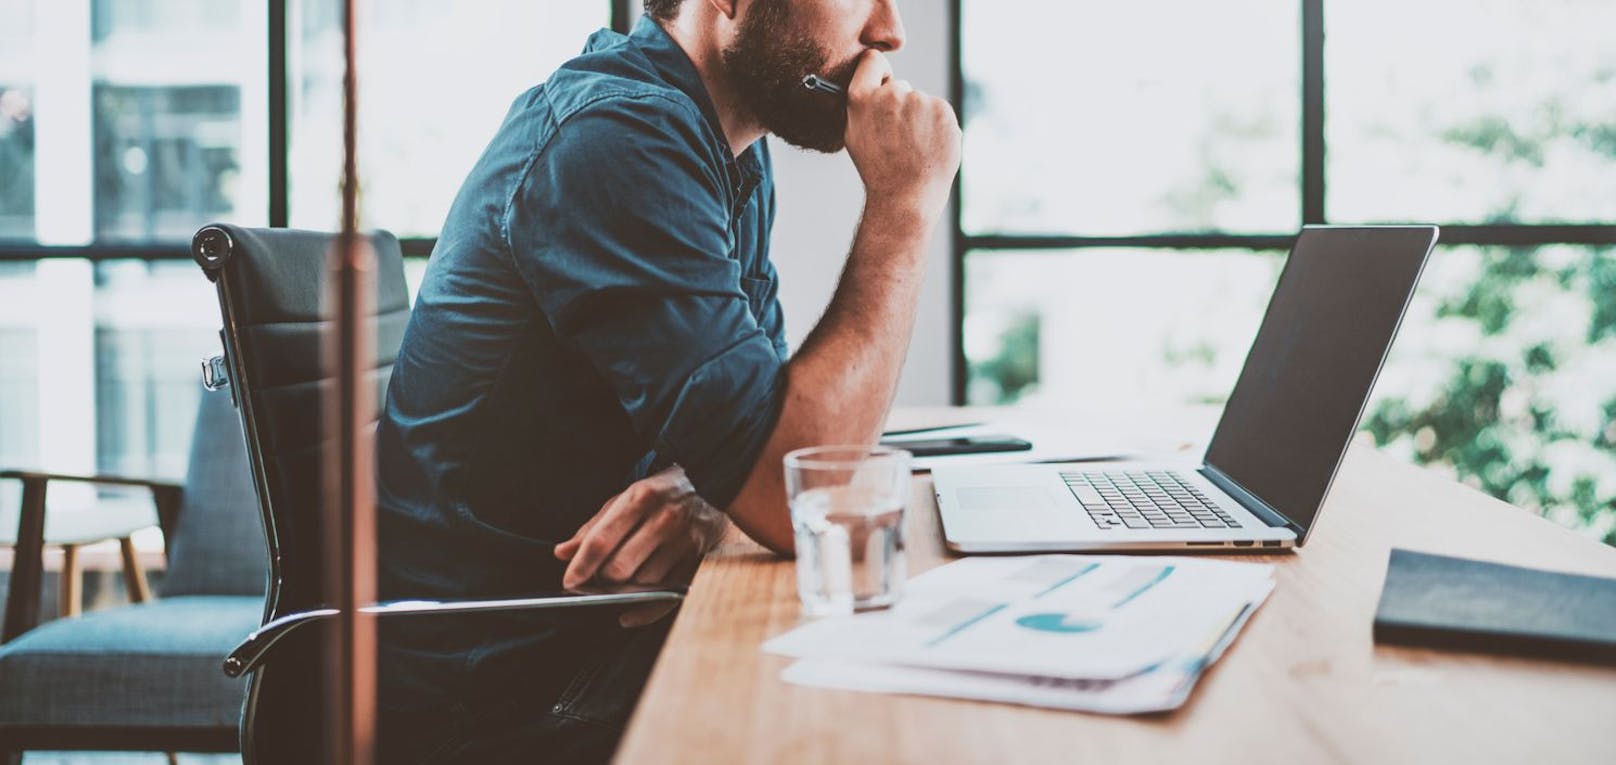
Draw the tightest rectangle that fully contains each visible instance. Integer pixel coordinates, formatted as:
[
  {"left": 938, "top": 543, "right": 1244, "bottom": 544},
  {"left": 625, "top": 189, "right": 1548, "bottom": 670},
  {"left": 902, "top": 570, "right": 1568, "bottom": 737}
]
[{"left": 623, "top": 17, "right": 765, "bottom": 191}]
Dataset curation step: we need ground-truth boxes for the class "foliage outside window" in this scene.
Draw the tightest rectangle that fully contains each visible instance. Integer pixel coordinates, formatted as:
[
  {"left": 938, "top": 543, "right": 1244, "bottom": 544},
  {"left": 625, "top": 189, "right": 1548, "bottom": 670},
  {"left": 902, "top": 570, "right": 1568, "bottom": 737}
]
[{"left": 961, "top": 0, "right": 1616, "bottom": 545}]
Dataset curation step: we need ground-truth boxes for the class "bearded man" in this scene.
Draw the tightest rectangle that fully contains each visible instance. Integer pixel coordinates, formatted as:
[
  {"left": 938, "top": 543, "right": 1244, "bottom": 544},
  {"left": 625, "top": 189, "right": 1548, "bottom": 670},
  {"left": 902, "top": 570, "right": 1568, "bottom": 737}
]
[{"left": 374, "top": 0, "right": 959, "bottom": 760}]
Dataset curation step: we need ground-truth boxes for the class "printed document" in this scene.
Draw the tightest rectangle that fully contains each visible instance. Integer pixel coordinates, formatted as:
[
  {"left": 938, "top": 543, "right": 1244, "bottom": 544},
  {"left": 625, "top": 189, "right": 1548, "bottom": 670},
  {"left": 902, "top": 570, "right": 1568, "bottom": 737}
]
[{"left": 764, "top": 555, "right": 1274, "bottom": 713}]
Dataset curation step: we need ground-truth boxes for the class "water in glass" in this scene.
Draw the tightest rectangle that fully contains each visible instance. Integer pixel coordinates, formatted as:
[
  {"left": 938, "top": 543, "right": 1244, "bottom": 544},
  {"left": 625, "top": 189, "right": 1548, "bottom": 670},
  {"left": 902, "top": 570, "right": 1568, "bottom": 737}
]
[{"left": 792, "top": 483, "right": 906, "bottom": 617}]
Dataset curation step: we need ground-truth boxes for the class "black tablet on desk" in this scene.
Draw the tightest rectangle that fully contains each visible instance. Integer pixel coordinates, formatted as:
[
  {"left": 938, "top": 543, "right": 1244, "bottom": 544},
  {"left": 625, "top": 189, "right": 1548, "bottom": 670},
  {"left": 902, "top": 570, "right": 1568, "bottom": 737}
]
[{"left": 880, "top": 435, "right": 1033, "bottom": 458}]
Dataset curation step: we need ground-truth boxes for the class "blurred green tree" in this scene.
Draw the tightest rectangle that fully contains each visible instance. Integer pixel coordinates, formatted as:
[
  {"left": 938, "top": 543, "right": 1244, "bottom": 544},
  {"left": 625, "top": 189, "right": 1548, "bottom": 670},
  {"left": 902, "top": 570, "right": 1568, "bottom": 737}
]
[
  {"left": 972, "top": 311, "right": 1040, "bottom": 405},
  {"left": 1364, "top": 94, "right": 1616, "bottom": 545}
]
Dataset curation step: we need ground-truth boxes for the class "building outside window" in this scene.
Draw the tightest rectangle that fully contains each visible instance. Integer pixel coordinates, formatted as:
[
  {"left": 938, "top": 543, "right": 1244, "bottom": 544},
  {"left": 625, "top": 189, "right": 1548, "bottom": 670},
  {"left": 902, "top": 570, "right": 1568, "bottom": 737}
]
[{"left": 0, "top": 0, "right": 605, "bottom": 515}]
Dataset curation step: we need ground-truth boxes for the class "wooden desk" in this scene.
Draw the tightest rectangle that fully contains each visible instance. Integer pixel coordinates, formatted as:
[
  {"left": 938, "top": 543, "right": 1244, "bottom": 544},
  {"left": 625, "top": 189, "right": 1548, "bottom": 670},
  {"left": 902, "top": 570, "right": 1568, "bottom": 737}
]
[{"left": 617, "top": 418, "right": 1616, "bottom": 764}]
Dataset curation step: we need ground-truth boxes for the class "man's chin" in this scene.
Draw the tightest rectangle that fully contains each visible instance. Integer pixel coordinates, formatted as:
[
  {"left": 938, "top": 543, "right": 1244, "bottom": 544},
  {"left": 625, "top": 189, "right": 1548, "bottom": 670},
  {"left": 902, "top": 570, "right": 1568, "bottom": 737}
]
[{"left": 767, "top": 124, "right": 846, "bottom": 154}]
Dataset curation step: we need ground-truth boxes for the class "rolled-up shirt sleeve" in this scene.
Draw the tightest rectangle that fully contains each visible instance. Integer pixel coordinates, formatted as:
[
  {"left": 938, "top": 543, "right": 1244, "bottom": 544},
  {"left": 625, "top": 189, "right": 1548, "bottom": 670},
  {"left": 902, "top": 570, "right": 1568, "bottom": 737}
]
[{"left": 502, "top": 93, "right": 786, "bottom": 508}]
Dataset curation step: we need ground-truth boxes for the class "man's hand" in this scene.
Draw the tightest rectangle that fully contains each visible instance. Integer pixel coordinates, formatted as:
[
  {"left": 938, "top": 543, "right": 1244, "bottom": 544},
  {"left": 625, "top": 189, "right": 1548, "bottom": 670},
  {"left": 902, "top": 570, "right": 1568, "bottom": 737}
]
[
  {"left": 554, "top": 466, "right": 729, "bottom": 627},
  {"left": 843, "top": 49, "right": 962, "bottom": 229}
]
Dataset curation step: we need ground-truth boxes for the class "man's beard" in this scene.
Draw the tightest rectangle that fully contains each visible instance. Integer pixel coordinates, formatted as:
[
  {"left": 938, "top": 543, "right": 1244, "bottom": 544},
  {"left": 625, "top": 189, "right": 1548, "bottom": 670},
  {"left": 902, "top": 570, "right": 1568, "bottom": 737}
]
[{"left": 720, "top": 0, "right": 858, "bottom": 153}]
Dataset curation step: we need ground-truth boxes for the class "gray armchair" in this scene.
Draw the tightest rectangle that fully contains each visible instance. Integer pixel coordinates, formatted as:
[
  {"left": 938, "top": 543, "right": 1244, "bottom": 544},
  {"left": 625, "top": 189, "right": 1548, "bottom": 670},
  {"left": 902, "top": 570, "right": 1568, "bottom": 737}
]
[{"left": 0, "top": 387, "right": 268, "bottom": 761}]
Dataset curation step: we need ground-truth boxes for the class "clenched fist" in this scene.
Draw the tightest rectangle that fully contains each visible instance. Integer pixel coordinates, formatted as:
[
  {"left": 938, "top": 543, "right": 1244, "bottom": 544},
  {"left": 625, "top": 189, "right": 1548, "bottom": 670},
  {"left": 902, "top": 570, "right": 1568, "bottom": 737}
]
[{"left": 843, "top": 49, "right": 962, "bottom": 228}]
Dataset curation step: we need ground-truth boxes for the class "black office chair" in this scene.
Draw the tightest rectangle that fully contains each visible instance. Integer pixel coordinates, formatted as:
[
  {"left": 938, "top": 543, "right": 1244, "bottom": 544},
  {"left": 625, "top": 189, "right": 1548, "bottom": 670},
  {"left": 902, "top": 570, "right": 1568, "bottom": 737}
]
[{"left": 190, "top": 224, "right": 682, "bottom": 763}]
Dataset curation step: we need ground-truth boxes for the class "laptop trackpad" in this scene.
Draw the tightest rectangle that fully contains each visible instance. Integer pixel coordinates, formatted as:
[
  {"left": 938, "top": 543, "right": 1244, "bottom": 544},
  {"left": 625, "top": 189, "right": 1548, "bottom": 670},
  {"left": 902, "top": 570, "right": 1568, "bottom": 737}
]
[{"left": 957, "top": 487, "right": 1055, "bottom": 512}]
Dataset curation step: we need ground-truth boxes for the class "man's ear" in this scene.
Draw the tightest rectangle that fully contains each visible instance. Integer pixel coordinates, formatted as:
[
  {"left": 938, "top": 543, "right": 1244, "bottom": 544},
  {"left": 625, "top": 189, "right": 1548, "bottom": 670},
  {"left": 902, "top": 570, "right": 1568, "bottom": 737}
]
[{"left": 704, "top": 0, "right": 740, "bottom": 20}]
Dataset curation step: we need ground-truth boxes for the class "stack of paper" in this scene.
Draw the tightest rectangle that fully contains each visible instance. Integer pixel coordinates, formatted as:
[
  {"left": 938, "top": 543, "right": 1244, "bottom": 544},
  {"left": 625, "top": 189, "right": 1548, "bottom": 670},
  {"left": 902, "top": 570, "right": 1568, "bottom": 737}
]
[{"left": 763, "top": 555, "right": 1274, "bottom": 714}]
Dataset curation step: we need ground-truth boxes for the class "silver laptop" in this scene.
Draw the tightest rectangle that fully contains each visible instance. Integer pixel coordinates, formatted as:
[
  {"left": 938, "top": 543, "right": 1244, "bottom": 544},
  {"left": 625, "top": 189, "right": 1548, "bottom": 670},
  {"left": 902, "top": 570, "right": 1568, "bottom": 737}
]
[{"left": 933, "top": 225, "right": 1439, "bottom": 553}]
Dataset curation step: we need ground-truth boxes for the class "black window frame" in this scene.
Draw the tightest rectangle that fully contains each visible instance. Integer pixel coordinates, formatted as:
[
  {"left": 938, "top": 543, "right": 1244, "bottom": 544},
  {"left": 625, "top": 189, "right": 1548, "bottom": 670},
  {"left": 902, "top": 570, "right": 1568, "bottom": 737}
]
[
  {"left": 0, "top": 0, "right": 636, "bottom": 264},
  {"left": 948, "top": 0, "right": 1616, "bottom": 404},
  {"left": 4, "top": 0, "right": 1613, "bottom": 400}
]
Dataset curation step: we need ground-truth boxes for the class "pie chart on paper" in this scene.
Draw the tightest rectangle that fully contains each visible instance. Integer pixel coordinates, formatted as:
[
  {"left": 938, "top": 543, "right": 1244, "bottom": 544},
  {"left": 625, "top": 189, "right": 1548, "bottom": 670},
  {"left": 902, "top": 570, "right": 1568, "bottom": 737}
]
[{"left": 1015, "top": 612, "right": 1104, "bottom": 633}]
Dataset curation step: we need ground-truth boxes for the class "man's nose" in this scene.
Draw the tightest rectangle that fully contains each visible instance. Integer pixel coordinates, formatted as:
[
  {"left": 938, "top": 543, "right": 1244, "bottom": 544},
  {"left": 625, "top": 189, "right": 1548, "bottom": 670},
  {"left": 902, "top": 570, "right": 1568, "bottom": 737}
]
[{"left": 862, "top": 0, "right": 906, "bottom": 53}]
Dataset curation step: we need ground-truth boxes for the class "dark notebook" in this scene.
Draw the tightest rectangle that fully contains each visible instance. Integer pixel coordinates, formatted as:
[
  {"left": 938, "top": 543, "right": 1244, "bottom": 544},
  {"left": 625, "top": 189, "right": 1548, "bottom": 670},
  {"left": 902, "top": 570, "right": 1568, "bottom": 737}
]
[{"left": 1373, "top": 548, "right": 1616, "bottom": 665}]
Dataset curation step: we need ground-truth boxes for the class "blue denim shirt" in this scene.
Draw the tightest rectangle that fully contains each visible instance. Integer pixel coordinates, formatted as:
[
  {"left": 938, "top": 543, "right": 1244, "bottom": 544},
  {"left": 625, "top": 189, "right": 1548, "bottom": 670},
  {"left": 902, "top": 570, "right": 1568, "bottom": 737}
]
[{"left": 376, "top": 18, "right": 787, "bottom": 602}]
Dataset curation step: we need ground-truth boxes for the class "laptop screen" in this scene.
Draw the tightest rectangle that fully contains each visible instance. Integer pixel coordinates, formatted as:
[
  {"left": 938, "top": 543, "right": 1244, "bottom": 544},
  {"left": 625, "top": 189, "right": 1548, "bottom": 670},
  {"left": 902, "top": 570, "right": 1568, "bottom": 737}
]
[{"left": 1203, "top": 226, "right": 1435, "bottom": 541}]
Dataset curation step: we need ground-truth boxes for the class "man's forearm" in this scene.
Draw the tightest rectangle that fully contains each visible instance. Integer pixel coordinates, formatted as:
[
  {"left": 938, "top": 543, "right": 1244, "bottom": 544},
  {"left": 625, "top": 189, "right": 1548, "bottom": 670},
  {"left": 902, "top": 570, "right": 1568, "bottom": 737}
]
[
  {"left": 718, "top": 49, "right": 961, "bottom": 555},
  {"left": 722, "top": 201, "right": 935, "bottom": 554},
  {"left": 790, "top": 203, "right": 932, "bottom": 441}
]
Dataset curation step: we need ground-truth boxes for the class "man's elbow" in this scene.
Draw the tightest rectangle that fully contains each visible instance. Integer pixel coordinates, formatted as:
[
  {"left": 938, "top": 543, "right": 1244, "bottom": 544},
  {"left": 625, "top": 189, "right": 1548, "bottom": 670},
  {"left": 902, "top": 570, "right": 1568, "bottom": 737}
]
[
  {"left": 723, "top": 496, "right": 796, "bottom": 559},
  {"left": 755, "top": 535, "right": 796, "bottom": 560}
]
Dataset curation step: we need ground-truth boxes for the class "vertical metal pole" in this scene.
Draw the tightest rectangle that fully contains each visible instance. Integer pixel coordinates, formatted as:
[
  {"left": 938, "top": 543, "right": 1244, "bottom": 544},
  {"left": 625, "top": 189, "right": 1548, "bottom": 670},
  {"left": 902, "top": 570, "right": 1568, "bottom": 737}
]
[
  {"left": 610, "top": 0, "right": 633, "bottom": 34},
  {"left": 268, "top": 0, "right": 289, "bottom": 228},
  {"left": 327, "top": 0, "right": 377, "bottom": 762},
  {"left": 1301, "top": 0, "right": 1326, "bottom": 225},
  {"left": 947, "top": 0, "right": 967, "bottom": 405}
]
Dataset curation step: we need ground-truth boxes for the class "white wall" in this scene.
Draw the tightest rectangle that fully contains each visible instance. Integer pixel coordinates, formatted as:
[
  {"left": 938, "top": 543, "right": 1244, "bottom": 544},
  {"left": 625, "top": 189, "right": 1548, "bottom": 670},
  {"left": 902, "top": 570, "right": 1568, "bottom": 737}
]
[{"left": 764, "top": 0, "right": 954, "bottom": 405}]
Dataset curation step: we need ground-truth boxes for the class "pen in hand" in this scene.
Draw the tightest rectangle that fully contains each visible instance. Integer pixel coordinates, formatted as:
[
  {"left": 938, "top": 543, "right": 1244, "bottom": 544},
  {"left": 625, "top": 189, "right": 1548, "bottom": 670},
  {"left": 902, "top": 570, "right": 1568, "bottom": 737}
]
[{"left": 801, "top": 74, "right": 846, "bottom": 98}]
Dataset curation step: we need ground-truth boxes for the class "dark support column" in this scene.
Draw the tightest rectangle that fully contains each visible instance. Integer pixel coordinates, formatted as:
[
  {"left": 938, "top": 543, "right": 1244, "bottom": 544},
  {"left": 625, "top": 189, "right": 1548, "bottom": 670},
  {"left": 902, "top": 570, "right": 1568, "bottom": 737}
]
[
  {"left": 1302, "top": 0, "right": 1326, "bottom": 224},
  {"left": 326, "top": 1, "right": 378, "bottom": 762},
  {"left": 612, "top": 0, "right": 633, "bottom": 34},
  {"left": 269, "top": 0, "right": 289, "bottom": 228},
  {"left": 948, "top": 0, "right": 966, "bottom": 405}
]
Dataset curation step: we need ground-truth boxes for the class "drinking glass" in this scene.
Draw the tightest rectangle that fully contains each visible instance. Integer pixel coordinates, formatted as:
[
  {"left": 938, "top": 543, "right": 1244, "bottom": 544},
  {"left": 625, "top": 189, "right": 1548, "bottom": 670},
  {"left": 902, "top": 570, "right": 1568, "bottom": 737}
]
[{"left": 784, "top": 445, "right": 911, "bottom": 617}]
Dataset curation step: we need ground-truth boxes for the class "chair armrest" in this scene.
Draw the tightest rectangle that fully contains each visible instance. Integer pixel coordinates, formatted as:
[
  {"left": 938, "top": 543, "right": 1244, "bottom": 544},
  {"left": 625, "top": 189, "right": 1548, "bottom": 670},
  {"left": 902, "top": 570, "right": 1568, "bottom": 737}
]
[
  {"left": 0, "top": 468, "right": 183, "bottom": 493},
  {"left": 4, "top": 467, "right": 188, "bottom": 641},
  {"left": 1, "top": 467, "right": 184, "bottom": 546},
  {"left": 222, "top": 586, "right": 687, "bottom": 677}
]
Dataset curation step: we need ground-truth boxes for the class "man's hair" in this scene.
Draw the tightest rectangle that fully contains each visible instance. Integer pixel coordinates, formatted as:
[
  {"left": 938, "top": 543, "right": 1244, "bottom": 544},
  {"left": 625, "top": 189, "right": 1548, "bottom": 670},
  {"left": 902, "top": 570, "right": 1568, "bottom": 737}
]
[{"left": 642, "top": 0, "right": 684, "bottom": 22}]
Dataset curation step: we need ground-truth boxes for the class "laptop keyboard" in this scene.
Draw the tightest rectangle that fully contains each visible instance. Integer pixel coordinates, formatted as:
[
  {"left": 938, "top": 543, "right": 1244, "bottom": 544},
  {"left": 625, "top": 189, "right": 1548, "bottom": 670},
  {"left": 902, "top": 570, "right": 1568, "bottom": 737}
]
[{"left": 1060, "top": 470, "right": 1240, "bottom": 530}]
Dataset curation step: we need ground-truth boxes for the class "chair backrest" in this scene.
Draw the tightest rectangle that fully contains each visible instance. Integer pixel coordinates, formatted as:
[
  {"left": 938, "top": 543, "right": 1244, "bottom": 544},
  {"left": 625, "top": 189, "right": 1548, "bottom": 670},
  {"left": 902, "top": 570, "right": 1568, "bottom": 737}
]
[
  {"left": 157, "top": 386, "right": 269, "bottom": 598},
  {"left": 192, "top": 224, "right": 408, "bottom": 764}
]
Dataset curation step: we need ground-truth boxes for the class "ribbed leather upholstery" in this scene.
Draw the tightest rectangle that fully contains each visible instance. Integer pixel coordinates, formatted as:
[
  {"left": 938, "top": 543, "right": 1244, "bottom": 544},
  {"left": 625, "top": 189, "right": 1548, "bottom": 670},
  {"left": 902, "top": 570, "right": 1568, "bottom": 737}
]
[
  {"left": 193, "top": 224, "right": 407, "bottom": 763},
  {"left": 195, "top": 225, "right": 407, "bottom": 613}
]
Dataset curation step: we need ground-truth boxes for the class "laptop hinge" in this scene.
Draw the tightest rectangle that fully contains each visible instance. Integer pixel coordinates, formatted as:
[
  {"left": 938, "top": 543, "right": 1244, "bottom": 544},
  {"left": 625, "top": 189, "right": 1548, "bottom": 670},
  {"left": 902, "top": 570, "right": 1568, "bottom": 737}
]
[{"left": 1199, "top": 465, "right": 1303, "bottom": 535}]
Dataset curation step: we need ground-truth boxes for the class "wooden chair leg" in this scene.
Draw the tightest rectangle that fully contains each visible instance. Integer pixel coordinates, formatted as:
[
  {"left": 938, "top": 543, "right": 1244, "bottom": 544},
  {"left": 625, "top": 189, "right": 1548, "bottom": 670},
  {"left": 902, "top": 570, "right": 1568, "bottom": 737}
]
[
  {"left": 58, "top": 543, "right": 82, "bottom": 618},
  {"left": 166, "top": 752, "right": 180, "bottom": 765},
  {"left": 118, "top": 536, "right": 153, "bottom": 603},
  {"left": 2, "top": 477, "right": 47, "bottom": 642}
]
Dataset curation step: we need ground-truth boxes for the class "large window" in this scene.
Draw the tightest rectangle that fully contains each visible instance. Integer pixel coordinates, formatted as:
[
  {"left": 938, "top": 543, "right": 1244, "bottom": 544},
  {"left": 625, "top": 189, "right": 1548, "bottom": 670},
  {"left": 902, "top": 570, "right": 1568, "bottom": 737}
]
[
  {"left": 0, "top": 0, "right": 32, "bottom": 240},
  {"left": 1326, "top": 0, "right": 1616, "bottom": 224},
  {"left": 961, "top": 0, "right": 1299, "bottom": 236},
  {"left": 0, "top": 0, "right": 36, "bottom": 239},
  {"left": 289, "top": 0, "right": 605, "bottom": 235},
  {"left": 958, "top": 0, "right": 1616, "bottom": 544},
  {"left": 0, "top": 1, "right": 617, "bottom": 510}
]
